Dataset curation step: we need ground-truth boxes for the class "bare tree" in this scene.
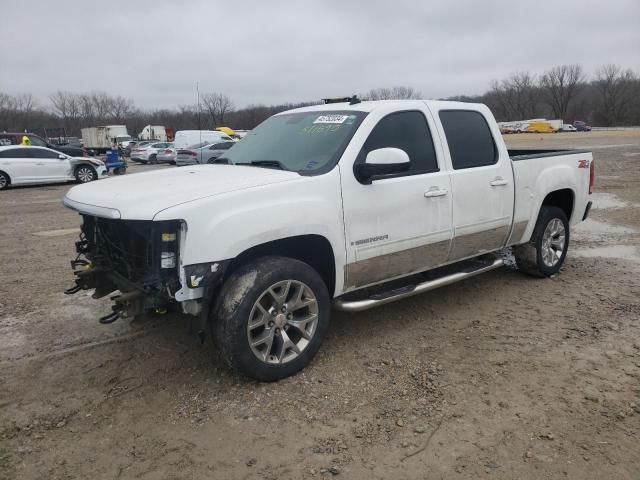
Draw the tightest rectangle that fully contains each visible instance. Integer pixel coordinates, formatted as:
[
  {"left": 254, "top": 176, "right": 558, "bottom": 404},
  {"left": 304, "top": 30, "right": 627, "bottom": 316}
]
[
  {"left": 109, "top": 95, "right": 133, "bottom": 122},
  {"left": 363, "top": 86, "right": 422, "bottom": 101},
  {"left": 540, "top": 64, "right": 585, "bottom": 120},
  {"left": 593, "top": 64, "right": 636, "bottom": 126},
  {"left": 501, "top": 72, "right": 540, "bottom": 119},
  {"left": 201, "top": 93, "right": 235, "bottom": 127}
]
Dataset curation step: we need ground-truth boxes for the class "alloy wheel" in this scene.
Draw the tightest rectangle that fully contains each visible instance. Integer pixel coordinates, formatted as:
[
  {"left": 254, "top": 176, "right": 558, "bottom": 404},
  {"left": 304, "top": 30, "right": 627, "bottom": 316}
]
[
  {"left": 541, "top": 218, "right": 566, "bottom": 267},
  {"left": 247, "top": 280, "right": 319, "bottom": 364}
]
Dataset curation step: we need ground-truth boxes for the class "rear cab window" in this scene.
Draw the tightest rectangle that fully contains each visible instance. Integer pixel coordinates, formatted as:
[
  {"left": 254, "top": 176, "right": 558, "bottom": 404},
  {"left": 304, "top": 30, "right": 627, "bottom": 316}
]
[
  {"left": 27, "top": 135, "right": 48, "bottom": 147},
  {"left": 439, "top": 110, "right": 497, "bottom": 169}
]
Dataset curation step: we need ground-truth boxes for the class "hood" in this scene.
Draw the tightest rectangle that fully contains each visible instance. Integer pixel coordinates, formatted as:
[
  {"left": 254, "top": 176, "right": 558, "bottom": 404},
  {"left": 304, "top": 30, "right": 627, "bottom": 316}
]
[{"left": 64, "top": 165, "right": 299, "bottom": 219}]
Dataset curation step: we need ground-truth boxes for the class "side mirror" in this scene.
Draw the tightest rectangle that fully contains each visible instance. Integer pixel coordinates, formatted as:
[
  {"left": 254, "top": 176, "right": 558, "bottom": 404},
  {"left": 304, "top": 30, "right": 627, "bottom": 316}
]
[
  {"left": 58, "top": 154, "right": 67, "bottom": 160},
  {"left": 355, "top": 147, "right": 410, "bottom": 184}
]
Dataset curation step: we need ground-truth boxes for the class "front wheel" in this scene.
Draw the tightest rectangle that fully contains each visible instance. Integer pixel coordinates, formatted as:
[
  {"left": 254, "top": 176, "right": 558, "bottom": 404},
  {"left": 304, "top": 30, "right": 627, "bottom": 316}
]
[
  {"left": 75, "top": 165, "right": 97, "bottom": 183},
  {"left": 513, "top": 206, "right": 570, "bottom": 277},
  {"left": 212, "top": 256, "right": 330, "bottom": 381}
]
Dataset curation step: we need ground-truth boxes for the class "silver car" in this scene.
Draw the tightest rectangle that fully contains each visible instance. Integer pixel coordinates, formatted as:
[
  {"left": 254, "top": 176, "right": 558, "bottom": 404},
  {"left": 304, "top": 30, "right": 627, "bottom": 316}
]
[
  {"left": 130, "top": 142, "right": 173, "bottom": 164},
  {"left": 175, "top": 141, "right": 235, "bottom": 166},
  {"left": 156, "top": 145, "right": 177, "bottom": 164}
]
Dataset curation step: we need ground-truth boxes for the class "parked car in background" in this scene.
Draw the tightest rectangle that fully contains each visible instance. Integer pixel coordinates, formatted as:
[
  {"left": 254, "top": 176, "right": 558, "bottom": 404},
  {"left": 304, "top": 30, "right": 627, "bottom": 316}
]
[
  {"left": 0, "top": 146, "right": 106, "bottom": 190},
  {"left": 130, "top": 142, "right": 173, "bottom": 164},
  {"left": 156, "top": 146, "right": 177, "bottom": 164},
  {"left": 560, "top": 124, "right": 577, "bottom": 132},
  {"left": 173, "top": 130, "right": 234, "bottom": 149},
  {"left": 123, "top": 140, "right": 151, "bottom": 157},
  {"left": 175, "top": 141, "right": 234, "bottom": 166},
  {"left": 573, "top": 120, "right": 592, "bottom": 132},
  {"left": 0, "top": 132, "right": 86, "bottom": 157}
]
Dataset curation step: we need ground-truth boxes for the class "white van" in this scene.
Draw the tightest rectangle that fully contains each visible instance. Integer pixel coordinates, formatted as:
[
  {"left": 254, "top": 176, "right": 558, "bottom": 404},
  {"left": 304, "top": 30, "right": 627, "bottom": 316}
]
[{"left": 173, "top": 130, "right": 233, "bottom": 149}]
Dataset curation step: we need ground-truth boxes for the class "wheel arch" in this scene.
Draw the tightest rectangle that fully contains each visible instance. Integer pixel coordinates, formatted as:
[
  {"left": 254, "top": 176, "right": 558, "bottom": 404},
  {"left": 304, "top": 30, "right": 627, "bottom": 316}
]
[
  {"left": 0, "top": 170, "right": 11, "bottom": 186},
  {"left": 226, "top": 234, "right": 337, "bottom": 297},
  {"left": 541, "top": 188, "right": 575, "bottom": 222}
]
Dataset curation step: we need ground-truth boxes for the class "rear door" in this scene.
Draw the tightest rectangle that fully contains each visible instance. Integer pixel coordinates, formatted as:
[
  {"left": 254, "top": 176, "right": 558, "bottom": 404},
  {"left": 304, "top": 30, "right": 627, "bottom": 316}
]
[
  {"left": 435, "top": 108, "right": 514, "bottom": 261},
  {"left": 0, "top": 147, "right": 37, "bottom": 183},
  {"left": 341, "top": 107, "right": 453, "bottom": 289}
]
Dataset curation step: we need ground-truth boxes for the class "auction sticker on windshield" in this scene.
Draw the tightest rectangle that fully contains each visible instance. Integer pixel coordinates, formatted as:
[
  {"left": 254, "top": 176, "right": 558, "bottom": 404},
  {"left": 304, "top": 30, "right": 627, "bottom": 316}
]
[{"left": 314, "top": 115, "right": 350, "bottom": 124}]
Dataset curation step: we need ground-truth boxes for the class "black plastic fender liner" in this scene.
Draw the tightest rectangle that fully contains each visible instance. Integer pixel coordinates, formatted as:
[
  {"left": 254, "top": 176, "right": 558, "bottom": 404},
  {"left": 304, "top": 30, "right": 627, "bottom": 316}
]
[{"left": 183, "top": 260, "right": 230, "bottom": 289}]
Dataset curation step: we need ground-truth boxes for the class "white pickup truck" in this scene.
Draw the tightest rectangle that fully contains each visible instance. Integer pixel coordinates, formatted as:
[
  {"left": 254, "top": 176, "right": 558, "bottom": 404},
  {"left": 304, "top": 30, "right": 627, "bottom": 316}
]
[{"left": 63, "top": 98, "right": 594, "bottom": 381}]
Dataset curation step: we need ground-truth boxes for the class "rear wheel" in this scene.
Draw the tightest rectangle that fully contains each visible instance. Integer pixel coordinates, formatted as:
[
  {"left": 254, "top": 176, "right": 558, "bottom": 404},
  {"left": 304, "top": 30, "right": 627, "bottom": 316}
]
[
  {"left": 513, "top": 206, "right": 569, "bottom": 277},
  {"left": 212, "top": 256, "right": 330, "bottom": 381},
  {"left": 75, "top": 165, "right": 97, "bottom": 183},
  {"left": 0, "top": 171, "right": 10, "bottom": 190}
]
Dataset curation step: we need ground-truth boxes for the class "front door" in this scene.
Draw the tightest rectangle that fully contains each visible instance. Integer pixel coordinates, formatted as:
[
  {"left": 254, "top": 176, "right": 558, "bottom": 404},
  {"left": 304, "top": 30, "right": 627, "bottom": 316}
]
[
  {"left": 341, "top": 108, "right": 453, "bottom": 290},
  {"left": 436, "top": 109, "right": 514, "bottom": 261}
]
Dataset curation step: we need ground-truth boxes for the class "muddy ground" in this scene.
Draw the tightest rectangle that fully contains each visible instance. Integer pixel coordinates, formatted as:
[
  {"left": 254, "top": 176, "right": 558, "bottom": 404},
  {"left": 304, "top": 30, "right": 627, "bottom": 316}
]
[{"left": 1, "top": 130, "right": 639, "bottom": 479}]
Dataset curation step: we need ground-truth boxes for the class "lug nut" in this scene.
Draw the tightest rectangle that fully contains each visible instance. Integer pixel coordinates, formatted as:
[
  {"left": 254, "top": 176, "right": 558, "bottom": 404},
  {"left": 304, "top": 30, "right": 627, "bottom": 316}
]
[
  {"left": 287, "top": 314, "right": 293, "bottom": 320},
  {"left": 275, "top": 328, "right": 280, "bottom": 335},
  {"left": 268, "top": 321, "right": 274, "bottom": 327},
  {"left": 281, "top": 306, "right": 287, "bottom": 313}
]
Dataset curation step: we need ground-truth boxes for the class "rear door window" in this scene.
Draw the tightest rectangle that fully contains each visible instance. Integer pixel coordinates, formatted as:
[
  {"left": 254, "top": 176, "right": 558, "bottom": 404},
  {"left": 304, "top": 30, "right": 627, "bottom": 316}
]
[
  {"left": 439, "top": 110, "right": 497, "bottom": 169},
  {"left": 0, "top": 148, "right": 32, "bottom": 158}
]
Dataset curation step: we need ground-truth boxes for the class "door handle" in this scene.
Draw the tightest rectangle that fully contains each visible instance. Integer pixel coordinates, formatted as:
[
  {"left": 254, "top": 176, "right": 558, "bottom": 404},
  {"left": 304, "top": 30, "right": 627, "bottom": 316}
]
[
  {"left": 36, "top": 162, "right": 45, "bottom": 166},
  {"left": 424, "top": 188, "right": 448, "bottom": 198},
  {"left": 490, "top": 178, "right": 509, "bottom": 186}
]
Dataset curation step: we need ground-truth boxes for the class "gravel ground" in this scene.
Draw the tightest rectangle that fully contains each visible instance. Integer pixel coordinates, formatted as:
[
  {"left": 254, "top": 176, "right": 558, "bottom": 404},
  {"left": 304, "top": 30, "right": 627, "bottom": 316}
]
[{"left": 1, "top": 131, "right": 639, "bottom": 479}]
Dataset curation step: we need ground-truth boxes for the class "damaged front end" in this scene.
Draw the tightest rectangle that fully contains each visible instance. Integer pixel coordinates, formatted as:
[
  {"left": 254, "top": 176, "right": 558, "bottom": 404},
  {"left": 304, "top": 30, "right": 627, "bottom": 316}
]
[{"left": 65, "top": 215, "right": 183, "bottom": 323}]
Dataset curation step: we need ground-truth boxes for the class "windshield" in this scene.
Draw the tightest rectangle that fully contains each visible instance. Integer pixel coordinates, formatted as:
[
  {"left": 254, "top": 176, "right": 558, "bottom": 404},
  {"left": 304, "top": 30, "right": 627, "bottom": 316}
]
[{"left": 222, "top": 110, "right": 366, "bottom": 173}]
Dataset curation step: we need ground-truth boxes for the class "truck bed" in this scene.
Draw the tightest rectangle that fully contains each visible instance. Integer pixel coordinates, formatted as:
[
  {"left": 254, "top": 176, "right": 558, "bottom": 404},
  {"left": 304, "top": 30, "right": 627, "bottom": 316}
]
[{"left": 509, "top": 148, "right": 590, "bottom": 161}]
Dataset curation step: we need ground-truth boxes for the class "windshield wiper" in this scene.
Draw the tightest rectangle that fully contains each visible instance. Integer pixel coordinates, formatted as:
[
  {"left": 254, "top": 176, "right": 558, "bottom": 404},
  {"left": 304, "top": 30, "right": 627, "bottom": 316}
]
[{"left": 236, "top": 160, "right": 288, "bottom": 171}]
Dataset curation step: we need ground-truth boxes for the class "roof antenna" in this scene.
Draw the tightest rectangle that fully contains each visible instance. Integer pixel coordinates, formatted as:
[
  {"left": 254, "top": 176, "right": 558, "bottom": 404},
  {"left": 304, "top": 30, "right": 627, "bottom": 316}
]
[{"left": 349, "top": 95, "right": 361, "bottom": 105}]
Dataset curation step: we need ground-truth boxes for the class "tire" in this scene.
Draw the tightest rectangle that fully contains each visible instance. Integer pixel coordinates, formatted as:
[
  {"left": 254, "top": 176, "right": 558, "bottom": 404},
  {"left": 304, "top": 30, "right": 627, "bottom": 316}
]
[
  {"left": 149, "top": 154, "right": 157, "bottom": 164},
  {"left": 0, "top": 171, "right": 10, "bottom": 190},
  {"left": 513, "top": 206, "right": 570, "bottom": 277},
  {"left": 212, "top": 256, "right": 331, "bottom": 381},
  {"left": 75, "top": 165, "right": 97, "bottom": 183}
]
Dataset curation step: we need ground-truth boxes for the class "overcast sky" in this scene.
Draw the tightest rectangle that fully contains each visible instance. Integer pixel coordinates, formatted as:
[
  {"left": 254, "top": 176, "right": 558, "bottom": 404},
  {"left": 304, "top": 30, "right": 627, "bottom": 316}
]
[{"left": 1, "top": 0, "right": 638, "bottom": 110}]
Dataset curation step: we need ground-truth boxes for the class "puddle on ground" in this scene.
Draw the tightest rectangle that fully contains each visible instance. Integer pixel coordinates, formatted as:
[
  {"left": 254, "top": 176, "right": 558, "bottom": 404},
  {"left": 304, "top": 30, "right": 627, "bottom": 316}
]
[
  {"left": 590, "top": 192, "right": 630, "bottom": 209},
  {"left": 573, "top": 245, "right": 640, "bottom": 262}
]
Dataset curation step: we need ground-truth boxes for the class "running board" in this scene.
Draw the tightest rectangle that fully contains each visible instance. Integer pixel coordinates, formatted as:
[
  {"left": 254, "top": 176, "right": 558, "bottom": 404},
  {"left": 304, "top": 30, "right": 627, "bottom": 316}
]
[{"left": 334, "top": 257, "right": 504, "bottom": 312}]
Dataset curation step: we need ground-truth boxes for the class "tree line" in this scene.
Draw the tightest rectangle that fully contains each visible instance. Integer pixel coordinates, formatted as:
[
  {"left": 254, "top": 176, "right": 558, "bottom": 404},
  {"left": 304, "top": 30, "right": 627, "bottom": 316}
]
[{"left": 1, "top": 63, "right": 638, "bottom": 137}]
